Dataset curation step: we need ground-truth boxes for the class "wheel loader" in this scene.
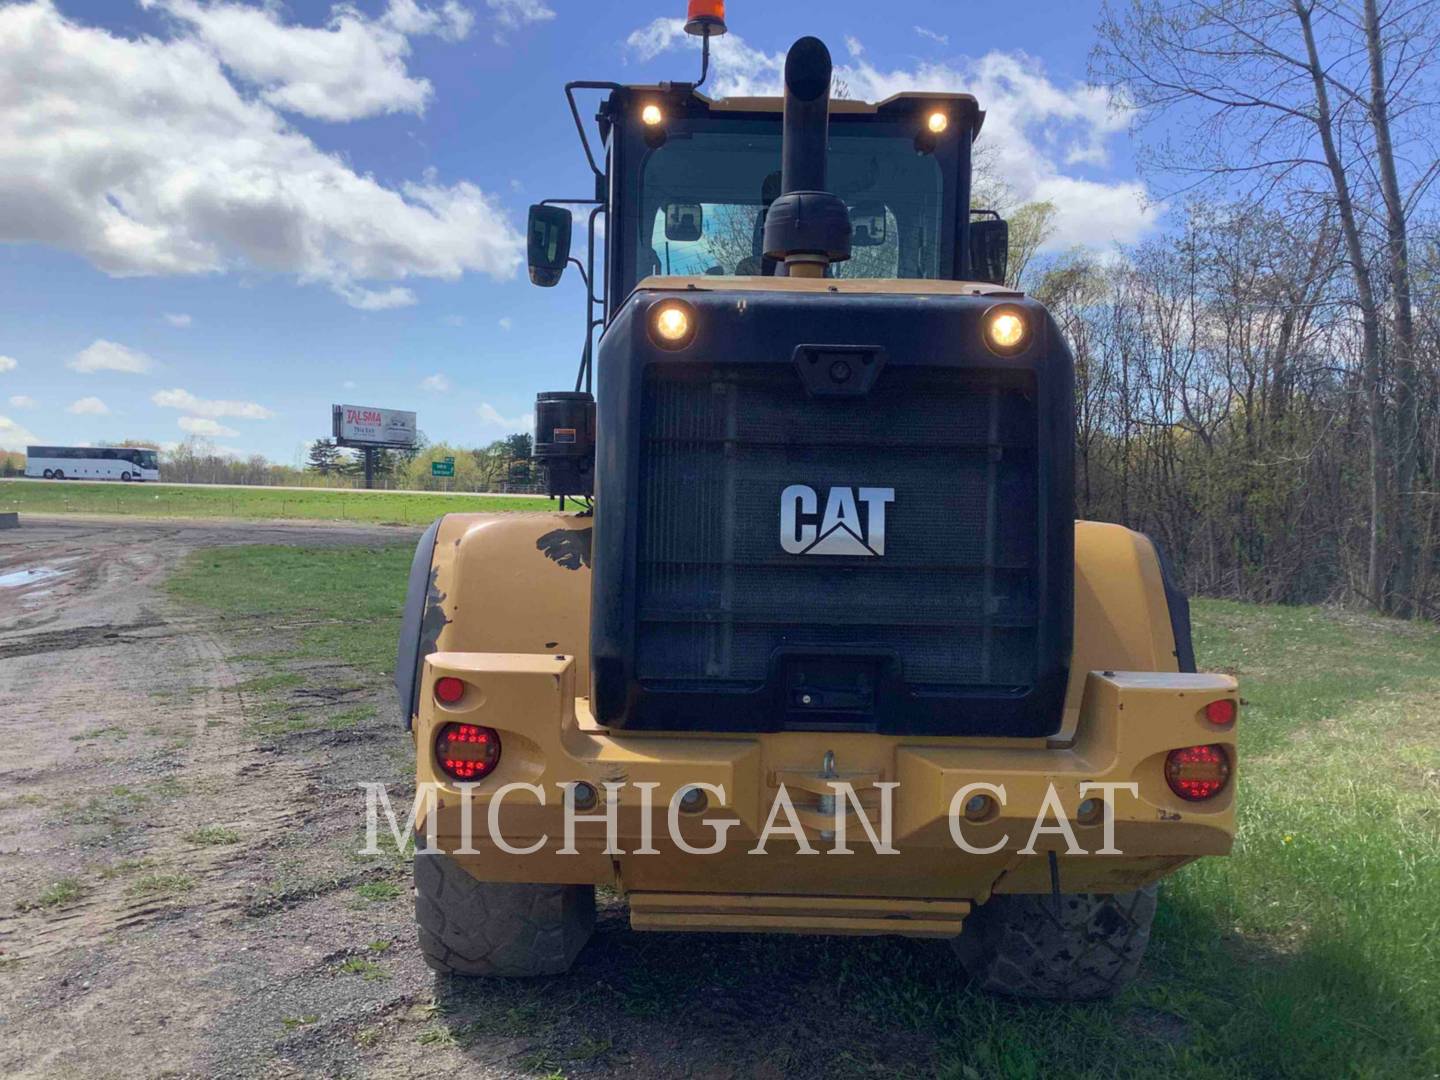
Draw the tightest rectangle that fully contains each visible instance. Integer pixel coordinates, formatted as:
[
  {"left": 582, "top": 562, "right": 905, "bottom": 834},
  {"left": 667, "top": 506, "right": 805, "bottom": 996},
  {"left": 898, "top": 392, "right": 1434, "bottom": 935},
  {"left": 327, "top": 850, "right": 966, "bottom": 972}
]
[{"left": 394, "top": 2, "right": 1238, "bottom": 1000}]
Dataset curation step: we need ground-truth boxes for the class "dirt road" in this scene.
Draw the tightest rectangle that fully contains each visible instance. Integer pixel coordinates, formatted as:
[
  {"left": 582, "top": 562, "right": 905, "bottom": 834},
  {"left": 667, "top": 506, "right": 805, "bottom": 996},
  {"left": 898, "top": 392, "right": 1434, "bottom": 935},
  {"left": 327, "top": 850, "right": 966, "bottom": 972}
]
[{"left": 0, "top": 517, "right": 442, "bottom": 1078}]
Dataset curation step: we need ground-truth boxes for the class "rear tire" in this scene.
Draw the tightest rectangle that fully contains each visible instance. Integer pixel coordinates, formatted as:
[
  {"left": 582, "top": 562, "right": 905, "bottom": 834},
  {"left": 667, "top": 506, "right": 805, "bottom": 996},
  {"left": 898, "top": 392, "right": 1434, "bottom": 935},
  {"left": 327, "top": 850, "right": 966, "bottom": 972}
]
[
  {"left": 952, "top": 886, "right": 1158, "bottom": 1001},
  {"left": 414, "top": 852, "right": 595, "bottom": 977},
  {"left": 42, "top": 469, "right": 53, "bottom": 479},
  {"left": 52, "top": 469, "right": 64, "bottom": 480}
]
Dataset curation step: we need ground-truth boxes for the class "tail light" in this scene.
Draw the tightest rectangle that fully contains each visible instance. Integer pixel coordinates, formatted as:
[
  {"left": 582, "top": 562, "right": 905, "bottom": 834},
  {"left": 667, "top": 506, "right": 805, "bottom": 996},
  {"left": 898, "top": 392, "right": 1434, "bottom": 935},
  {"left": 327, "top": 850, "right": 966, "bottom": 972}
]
[
  {"left": 1204, "top": 698, "right": 1237, "bottom": 725},
  {"left": 1165, "top": 744, "right": 1231, "bottom": 801},
  {"left": 435, "top": 723, "right": 500, "bottom": 781},
  {"left": 434, "top": 676, "right": 466, "bottom": 705}
]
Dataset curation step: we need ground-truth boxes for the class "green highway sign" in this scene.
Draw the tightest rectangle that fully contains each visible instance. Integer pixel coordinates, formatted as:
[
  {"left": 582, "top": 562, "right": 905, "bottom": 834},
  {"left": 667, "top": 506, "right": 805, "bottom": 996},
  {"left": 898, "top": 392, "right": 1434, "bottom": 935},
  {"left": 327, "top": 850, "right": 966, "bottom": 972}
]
[{"left": 431, "top": 460, "right": 455, "bottom": 478}]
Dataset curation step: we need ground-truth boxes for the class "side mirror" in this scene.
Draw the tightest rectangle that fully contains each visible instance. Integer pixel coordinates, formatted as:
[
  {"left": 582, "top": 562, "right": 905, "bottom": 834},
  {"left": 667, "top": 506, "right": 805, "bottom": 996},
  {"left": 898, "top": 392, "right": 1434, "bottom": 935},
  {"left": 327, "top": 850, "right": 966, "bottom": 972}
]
[
  {"left": 527, "top": 204, "right": 572, "bottom": 287},
  {"left": 664, "top": 202, "right": 703, "bottom": 242},
  {"left": 970, "top": 217, "right": 1009, "bottom": 285},
  {"left": 850, "top": 201, "right": 888, "bottom": 247}
]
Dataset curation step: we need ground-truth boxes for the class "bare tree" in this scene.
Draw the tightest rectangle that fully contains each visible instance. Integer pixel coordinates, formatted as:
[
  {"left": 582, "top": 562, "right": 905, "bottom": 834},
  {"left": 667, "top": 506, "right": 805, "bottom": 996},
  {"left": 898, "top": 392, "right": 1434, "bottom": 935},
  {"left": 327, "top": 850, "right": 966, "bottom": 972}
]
[{"left": 1092, "top": 0, "right": 1440, "bottom": 613}]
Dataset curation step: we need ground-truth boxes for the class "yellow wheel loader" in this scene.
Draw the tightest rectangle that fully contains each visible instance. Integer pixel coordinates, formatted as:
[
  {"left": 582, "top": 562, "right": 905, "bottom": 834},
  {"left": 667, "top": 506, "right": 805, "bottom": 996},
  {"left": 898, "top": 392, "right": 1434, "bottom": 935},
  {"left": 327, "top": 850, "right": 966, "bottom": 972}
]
[{"left": 395, "top": 7, "right": 1237, "bottom": 1001}]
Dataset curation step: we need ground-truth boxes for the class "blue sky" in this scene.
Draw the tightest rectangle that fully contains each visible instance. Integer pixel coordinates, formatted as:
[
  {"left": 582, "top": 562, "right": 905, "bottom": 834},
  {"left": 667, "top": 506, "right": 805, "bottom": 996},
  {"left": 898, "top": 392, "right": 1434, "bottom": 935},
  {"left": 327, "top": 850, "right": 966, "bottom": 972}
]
[{"left": 0, "top": 0, "right": 1152, "bottom": 463}]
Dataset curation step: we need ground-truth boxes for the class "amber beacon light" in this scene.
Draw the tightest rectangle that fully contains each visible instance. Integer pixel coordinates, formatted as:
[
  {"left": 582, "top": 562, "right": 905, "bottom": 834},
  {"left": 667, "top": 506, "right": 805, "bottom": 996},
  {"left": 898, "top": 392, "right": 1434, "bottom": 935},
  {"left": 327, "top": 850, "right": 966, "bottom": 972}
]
[{"left": 685, "top": 0, "right": 728, "bottom": 35}]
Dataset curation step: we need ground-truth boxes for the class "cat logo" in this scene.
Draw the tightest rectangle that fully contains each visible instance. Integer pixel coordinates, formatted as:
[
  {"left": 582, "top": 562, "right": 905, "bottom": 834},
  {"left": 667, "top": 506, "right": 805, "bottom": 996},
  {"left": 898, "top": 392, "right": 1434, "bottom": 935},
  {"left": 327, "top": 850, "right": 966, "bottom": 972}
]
[{"left": 779, "top": 485, "right": 895, "bottom": 557}]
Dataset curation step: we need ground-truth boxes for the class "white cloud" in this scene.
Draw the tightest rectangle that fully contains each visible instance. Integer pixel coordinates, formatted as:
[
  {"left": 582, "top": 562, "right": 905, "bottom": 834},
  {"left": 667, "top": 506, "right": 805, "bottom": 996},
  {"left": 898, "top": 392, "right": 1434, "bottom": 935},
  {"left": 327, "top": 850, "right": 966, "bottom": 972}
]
[
  {"left": 152, "top": 387, "right": 275, "bottom": 420},
  {"left": 0, "top": 414, "right": 40, "bottom": 450},
  {"left": 486, "top": 0, "right": 554, "bottom": 43},
  {"left": 163, "top": 312, "right": 192, "bottom": 327},
  {"left": 0, "top": 2, "right": 523, "bottom": 309},
  {"left": 177, "top": 415, "right": 238, "bottom": 437},
  {"left": 497, "top": 316, "right": 512, "bottom": 331},
  {"left": 68, "top": 339, "right": 155, "bottom": 374},
  {"left": 335, "top": 284, "right": 417, "bottom": 311},
  {"left": 624, "top": 27, "right": 1159, "bottom": 251},
  {"left": 0, "top": 355, "right": 16, "bottom": 372},
  {"left": 914, "top": 26, "right": 950, "bottom": 46},
  {"left": 143, "top": 0, "right": 472, "bottom": 122},
  {"left": 67, "top": 396, "right": 109, "bottom": 415},
  {"left": 477, "top": 402, "right": 533, "bottom": 431},
  {"left": 9, "top": 394, "right": 37, "bottom": 409},
  {"left": 420, "top": 373, "right": 452, "bottom": 392},
  {"left": 844, "top": 35, "right": 864, "bottom": 59}
]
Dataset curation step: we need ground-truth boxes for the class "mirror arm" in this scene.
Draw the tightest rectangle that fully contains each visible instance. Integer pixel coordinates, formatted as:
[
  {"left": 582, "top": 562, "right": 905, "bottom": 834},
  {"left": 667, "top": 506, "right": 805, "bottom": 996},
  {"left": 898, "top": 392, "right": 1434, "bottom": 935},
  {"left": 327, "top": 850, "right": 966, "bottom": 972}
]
[{"left": 567, "top": 257, "right": 590, "bottom": 290}]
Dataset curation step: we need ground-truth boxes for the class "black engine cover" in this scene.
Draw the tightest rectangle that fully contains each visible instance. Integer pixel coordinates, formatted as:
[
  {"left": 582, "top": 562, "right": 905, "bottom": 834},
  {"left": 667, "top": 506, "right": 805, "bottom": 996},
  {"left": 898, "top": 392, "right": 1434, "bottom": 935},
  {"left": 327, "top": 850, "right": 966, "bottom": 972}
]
[{"left": 590, "top": 285, "right": 1074, "bottom": 737}]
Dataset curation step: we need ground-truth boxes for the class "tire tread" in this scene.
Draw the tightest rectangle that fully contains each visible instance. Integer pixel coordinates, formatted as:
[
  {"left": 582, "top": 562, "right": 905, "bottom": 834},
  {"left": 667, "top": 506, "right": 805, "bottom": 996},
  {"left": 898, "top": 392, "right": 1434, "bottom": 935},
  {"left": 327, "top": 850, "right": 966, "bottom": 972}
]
[{"left": 413, "top": 853, "right": 595, "bottom": 977}]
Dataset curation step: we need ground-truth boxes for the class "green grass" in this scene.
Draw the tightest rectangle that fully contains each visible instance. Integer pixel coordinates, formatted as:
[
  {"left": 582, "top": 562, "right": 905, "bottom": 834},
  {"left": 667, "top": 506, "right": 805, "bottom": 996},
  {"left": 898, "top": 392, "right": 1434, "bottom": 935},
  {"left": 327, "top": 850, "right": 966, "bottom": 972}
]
[
  {"left": 168, "top": 544, "right": 412, "bottom": 672},
  {"left": 126, "top": 872, "right": 197, "bottom": 898},
  {"left": 164, "top": 541, "right": 1439, "bottom": 1077},
  {"left": 355, "top": 881, "right": 402, "bottom": 902},
  {"left": 18, "top": 878, "right": 86, "bottom": 911},
  {"left": 338, "top": 956, "right": 388, "bottom": 981},
  {"left": 0, "top": 480, "right": 555, "bottom": 525},
  {"left": 185, "top": 825, "right": 241, "bottom": 846}
]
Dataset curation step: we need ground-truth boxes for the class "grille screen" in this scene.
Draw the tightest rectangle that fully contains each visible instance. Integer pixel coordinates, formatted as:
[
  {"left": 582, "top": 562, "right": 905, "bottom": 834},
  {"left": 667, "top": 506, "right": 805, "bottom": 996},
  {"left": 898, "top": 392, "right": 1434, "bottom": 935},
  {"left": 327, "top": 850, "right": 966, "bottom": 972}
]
[{"left": 636, "top": 365, "right": 1040, "bottom": 690}]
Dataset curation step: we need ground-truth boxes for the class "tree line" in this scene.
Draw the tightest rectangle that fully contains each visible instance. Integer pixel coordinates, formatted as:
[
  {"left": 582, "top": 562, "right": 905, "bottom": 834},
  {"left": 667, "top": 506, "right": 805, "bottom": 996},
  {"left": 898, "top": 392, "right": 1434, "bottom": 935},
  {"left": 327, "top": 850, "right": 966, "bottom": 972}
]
[
  {"left": 302, "top": 433, "right": 535, "bottom": 492},
  {"left": 1062, "top": 0, "right": 1440, "bottom": 617},
  {"left": 0, "top": 435, "right": 537, "bottom": 491}
]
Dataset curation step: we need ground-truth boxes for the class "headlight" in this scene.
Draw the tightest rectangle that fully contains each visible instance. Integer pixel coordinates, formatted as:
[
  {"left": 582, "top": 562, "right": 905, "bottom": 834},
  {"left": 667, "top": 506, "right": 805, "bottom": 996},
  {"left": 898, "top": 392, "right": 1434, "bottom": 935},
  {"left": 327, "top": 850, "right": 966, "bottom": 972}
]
[
  {"left": 927, "top": 110, "right": 948, "bottom": 134},
  {"left": 641, "top": 104, "right": 663, "bottom": 126},
  {"left": 649, "top": 300, "right": 696, "bottom": 350},
  {"left": 983, "top": 305, "right": 1029, "bottom": 355}
]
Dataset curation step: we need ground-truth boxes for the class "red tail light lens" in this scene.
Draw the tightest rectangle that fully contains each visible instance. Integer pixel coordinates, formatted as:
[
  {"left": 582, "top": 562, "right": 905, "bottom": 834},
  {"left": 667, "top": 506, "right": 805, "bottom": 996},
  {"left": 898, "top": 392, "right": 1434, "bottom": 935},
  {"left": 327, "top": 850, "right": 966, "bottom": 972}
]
[
  {"left": 434, "top": 677, "right": 466, "bottom": 705},
  {"left": 435, "top": 723, "right": 500, "bottom": 781},
  {"left": 1165, "top": 744, "right": 1231, "bottom": 801},
  {"left": 1204, "top": 698, "right": 1237, "bottom": 725}
]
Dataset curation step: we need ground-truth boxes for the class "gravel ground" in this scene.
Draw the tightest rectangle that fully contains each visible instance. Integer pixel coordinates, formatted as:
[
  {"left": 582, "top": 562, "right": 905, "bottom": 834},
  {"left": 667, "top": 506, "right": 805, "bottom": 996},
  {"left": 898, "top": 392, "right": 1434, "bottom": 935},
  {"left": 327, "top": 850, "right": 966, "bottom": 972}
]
[{"left": 0, "top": 517, "right": 439, "bottom": 1079}]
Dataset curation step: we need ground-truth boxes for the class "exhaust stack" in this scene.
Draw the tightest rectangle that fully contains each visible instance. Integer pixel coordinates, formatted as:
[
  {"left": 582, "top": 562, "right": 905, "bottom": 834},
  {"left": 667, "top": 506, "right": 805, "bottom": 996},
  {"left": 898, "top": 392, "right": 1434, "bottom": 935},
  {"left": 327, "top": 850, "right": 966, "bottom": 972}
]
[{"left": 762, "top": 37, "right": 852, "bottom": 278}]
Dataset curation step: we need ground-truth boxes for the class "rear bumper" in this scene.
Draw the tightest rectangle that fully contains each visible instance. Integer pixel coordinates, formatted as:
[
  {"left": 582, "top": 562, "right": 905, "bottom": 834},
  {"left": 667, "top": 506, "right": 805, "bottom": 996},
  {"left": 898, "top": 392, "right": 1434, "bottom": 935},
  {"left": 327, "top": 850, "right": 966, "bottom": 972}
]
[{"left": 411, "top": 654, "right": 1236, "bottom": 935}]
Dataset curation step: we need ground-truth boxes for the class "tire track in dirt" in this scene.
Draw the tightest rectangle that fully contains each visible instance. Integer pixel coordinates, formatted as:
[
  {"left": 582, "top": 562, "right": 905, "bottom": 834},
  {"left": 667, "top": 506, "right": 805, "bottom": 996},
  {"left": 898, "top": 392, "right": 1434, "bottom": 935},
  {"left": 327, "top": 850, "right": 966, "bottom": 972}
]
[{"left": 0, "top": 518, "right": 423, "bottom": 1079}]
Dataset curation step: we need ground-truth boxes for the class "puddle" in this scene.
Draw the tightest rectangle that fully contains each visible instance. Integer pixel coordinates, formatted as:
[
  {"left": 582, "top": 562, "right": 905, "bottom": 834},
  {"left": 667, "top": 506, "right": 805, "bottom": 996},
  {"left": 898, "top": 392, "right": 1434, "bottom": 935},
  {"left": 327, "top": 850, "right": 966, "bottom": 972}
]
[{"left": 0, "top": 567, "right": 66, "bottom": 589}]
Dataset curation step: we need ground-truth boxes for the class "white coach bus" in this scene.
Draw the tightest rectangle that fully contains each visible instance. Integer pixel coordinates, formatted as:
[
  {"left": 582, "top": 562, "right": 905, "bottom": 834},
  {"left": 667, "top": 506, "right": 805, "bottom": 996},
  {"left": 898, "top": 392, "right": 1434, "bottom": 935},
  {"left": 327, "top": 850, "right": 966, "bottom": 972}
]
[{"left": 25, "top": 445, "right": 161, "bottom": 482}]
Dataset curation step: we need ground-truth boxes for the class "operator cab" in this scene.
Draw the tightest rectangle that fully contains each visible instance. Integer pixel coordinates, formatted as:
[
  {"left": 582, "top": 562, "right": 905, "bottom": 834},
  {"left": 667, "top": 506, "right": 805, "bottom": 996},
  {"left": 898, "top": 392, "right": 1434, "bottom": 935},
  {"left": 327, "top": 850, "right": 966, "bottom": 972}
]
[
  {"left": 527, "top": 82, "right": 1012, "bottom": 499},
  {"left": 608, "top": 89, "right": 1000, "bottom": 292}
]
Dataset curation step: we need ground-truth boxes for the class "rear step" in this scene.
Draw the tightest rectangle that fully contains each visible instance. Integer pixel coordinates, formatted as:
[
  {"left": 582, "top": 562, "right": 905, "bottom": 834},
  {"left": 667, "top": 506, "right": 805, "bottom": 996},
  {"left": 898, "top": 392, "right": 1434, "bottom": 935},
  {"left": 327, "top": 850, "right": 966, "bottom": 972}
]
[{"left": 628, "top": 892, "right": 970, "bottom": 938}]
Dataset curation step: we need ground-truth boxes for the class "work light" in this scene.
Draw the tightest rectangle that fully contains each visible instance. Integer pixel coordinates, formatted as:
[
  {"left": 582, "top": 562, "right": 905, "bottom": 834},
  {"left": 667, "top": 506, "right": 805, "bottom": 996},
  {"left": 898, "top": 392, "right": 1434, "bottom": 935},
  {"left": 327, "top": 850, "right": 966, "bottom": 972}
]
[
  {"left": 983, "top": 305, "right": 1029, "bottom": 355},
  {"left": 649, "top": 300, "right": 697, "bottom": 349}
]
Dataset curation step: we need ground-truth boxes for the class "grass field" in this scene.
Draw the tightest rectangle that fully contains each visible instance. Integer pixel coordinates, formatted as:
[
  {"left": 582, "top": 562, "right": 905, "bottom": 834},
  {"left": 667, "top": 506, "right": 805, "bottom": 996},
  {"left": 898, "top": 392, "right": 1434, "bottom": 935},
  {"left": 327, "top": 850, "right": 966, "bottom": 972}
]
[
  {"left": 170, "top": 546, "right": 1440, "bottom": 1079},
  {"left": 0, "top": 480, "right": 553, "bottom": 524}
]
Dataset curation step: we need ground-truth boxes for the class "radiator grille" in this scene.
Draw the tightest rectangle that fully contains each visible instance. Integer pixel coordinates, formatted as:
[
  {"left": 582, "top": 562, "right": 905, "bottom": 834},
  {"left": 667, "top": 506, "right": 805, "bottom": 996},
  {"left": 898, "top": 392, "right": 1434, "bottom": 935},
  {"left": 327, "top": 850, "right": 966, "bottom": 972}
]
[{"left": 636, "top": 365, "right": 1040, "bottom": 690}]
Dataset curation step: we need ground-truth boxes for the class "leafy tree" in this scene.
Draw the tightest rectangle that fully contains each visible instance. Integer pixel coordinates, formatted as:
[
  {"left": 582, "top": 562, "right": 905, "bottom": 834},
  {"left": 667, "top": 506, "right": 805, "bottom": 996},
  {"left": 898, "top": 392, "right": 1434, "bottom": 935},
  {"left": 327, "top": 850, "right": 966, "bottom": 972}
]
[{"left": 306, "top": 438, "right": 341, "bottom": 475}]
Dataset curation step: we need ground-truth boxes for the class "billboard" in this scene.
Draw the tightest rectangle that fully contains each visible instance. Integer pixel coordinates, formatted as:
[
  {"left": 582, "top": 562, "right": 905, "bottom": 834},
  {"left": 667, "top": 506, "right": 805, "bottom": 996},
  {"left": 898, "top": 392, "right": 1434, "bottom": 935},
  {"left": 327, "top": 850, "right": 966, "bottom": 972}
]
[{"left": 332, "top": 404, "right": 417, "bottom": 448}]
